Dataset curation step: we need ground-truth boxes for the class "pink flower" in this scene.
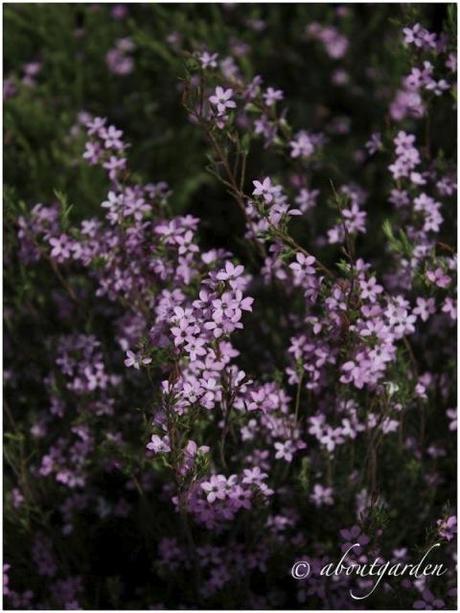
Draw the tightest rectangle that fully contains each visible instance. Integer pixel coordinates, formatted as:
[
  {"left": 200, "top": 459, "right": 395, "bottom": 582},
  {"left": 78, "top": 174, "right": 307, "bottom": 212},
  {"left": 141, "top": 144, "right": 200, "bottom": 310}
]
[
  {"left": 146, "top": 434, "right": 171, "bottom": 454},
  {"left": 209, "top": 86, "right": 236, "bottom": 116},
  {"left": 426, "top": 267, "right": 451, "bottom": 288},
  {"left": 252, "top": 177, "right": 276, "bottom": 203},
  {"left": 310, "top": 484, "right": 334, "bottom": 507},
  {"left": 201, "top": 475, "right": 227, "bottom": 503},
  {"left": 289, "top": 131, "right": 315, "bottom": 158},
  {"left": 263, "top": 87, "right": 284, "bottom": 106},
  {"left": 199, "top": 51, "right": 218, "bottom": 69},
  {"left": 124, "top": 350, "right": 152, "bottom": 369}
]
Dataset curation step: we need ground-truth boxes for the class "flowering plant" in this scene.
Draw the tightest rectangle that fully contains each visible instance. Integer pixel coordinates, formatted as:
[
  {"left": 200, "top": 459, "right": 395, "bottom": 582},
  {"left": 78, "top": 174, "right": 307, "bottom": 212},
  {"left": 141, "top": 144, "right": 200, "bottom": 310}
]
[{"left": 4, "top": 3, "right": 457, "bottom": 610}]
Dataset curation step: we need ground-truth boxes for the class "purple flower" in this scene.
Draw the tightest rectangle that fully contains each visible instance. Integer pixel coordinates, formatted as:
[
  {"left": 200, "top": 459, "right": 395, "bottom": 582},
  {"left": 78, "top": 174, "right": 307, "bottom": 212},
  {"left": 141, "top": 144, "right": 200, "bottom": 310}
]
[
  {"left": 437, "top": 515, "right": 457, "bottom": 541},
  {"left": 199, "top": 51, "right": 218, "bottom": 69},
  {"left": 146, "top": 434, "right": 171, "bottom": 454},
  {"left": 49, "top": 234, "right": 73, "bottom": 262},
  {"left": 289, "top": 131, "right": 315, "bottom": 158},
  {"left": 252, "top": 177, "right": 276, "bottom": 203},
  {"left": 201, "top": 475, "right": 227, "bottom": 503},
  {"left": 447, "top": 408, "right": 457, "bottom": 431},
  {"left": 310, "top": 484, "right": 334, "bottom": 507},
  {"left": 426, "top": 267, "right": 451, "bottom": 288},
  {"left": 124, "top": 350, "right": 152, "bottom": 369},
  {"left": 263, "top": 87, "right": 284, "bottom": 106},
  {"left": 209, "top": 86, "right": 236, "bottom": 116}
]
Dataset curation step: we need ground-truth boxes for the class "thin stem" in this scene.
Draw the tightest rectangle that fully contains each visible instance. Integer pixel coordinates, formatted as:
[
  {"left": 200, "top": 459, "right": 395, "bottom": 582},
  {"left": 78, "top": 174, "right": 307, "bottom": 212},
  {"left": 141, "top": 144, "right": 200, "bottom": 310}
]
[{"left": 294, "top": 370, "right": 304, "bottom": 423}]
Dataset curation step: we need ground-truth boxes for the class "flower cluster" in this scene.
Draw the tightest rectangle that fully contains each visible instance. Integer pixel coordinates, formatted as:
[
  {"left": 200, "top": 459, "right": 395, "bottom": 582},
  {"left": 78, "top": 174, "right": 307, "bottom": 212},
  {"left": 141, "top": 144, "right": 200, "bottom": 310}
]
[
  {"left": 106, "top": 37, "right": 135, "bottom": 75},
  {"left": 83, "top": 116, "right": 128, "bottom": 181},
  {"left": 306, "top": 22, "right": 349, "bottom": 59},
  {"left": 391, "top": 21, "right": 454, "bottom": 121}
]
